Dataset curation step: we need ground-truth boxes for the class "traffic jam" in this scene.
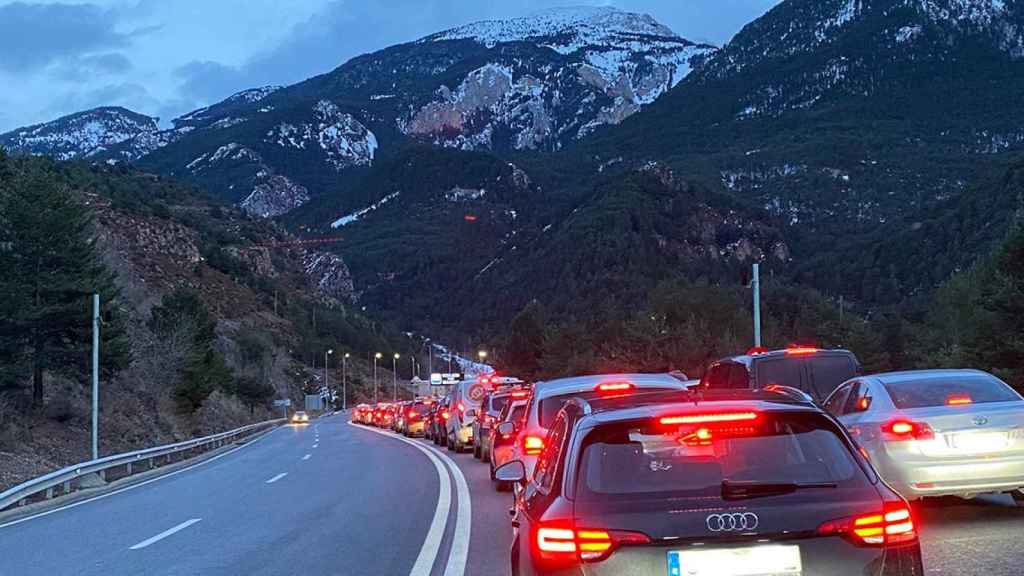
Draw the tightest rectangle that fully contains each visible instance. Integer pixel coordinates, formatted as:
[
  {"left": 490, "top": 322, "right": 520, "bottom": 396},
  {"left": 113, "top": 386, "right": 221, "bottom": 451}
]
[{"left": 351, "top": 346, "right": 1024, "bottom": 576}]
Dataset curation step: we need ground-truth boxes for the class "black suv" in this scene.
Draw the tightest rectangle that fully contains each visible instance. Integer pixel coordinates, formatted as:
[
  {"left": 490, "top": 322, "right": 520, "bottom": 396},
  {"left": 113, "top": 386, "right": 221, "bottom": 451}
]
[
  {"left": 702, "top": 347, "right": 861, "bottom": 403},
  {"left": 495, "top": 390, "right": 923, "bottom": 576}
]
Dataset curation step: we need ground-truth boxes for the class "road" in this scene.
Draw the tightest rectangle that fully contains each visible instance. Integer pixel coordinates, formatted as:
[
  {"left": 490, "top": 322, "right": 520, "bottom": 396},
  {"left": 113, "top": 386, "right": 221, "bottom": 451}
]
[{"left": 2, "top": 413, "right": 1024, "bottom": 575}]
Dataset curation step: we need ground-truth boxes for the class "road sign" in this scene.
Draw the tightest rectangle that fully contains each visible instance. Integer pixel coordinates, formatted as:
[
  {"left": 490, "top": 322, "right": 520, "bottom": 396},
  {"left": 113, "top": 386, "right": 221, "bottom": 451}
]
[
  {"left": 430, "top": 373, "right": 443, "bottom": 386},
  {"left": 273, "top": 399, "right": 291, "bottom": 407}
]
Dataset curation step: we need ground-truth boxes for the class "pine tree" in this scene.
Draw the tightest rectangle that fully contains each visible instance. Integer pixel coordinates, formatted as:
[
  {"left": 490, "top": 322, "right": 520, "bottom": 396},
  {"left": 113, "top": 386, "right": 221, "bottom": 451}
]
[
  {"left": 505, "top": 301, "right": 546, "bottom": 378},
  {"left": 0, "top": 157, "right": 129, "bottom": 407}
]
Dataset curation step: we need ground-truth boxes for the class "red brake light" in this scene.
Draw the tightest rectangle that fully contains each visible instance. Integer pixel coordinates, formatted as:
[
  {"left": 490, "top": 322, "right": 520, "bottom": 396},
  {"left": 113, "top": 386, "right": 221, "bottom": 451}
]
[
  {"left": 511, "top": 390, "right": 529, "bottom": 399},
  {"left": 785, "top": 346, "right": 819, "bottom": 356},
  {"left": 534, "top": 525, "right": 650, "bottom": 565},
  {"left": 882, "top": 419, "right": 934, "bottom": 441},
  {"left": 946, "top": 395, "right": 973, "bottom": 406},
  {"left": 441, "top": 410, "right": 450, "bottom": 420},
  {"left": 818, "top": 503, "right": 916, "bottom": 546},
  {"left": 659, "top": 412, "right": 758, "bottom": 426},
  {"left": 746, "top": 346, "right": 769, "bottom": 355},
  {"left": 523, "top": 434, "right": 545, "bottom": 455},
  {"left": 595, "top": 382, "right": 635, "bottom": 396}
]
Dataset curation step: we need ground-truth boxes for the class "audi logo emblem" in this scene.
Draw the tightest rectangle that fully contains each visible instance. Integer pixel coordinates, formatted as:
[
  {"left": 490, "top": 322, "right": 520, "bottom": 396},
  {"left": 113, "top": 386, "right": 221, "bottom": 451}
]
[{"left": 706, "top": 513, "right": 759, "bottom": 532}]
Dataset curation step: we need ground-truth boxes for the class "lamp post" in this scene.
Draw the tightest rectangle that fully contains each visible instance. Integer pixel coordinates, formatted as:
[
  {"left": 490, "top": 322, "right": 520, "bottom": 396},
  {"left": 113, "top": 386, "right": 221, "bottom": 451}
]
[
  {"left": 325, "top": 349, "right": 333, "bottom": 410},
  {"left": 342, "top": 353, "right": 350, "bottom": 410},
  {"left": 374, "top": 352, "right": 382, "bottom": 404},
  {"left": 477, "top": 350, "right": 488, "bottom": 365},
  {"left": 393, "top": 353, "right": 400, "bottom": 401}
]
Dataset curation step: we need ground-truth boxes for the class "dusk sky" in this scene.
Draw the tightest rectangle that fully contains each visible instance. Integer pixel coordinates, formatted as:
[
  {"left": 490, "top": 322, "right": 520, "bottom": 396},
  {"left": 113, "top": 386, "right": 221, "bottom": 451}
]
[{"left": 0, "top": 0, "right": 781, "bottom": 132}]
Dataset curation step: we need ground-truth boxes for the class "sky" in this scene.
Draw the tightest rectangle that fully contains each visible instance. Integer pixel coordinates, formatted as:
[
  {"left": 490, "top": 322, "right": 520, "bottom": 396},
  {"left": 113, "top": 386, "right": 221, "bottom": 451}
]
[{"left": 0, "top": 0, "right": 781, "bottom": 133}]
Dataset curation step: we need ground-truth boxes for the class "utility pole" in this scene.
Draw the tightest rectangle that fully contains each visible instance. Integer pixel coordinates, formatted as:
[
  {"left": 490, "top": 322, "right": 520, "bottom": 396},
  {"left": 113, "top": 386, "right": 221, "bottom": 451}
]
[
  {"left": 374, "top": 353, "right": 382, "bottom": 404},
  {"left": 752, "top": 263, "right": 762, "bottom": 348},
  {"left": 325, "top": 349, "right": 333, "bottom": 411},
  {"left": 393, "top": 353, "right": 400, "bottom": 401},
  {"left": 91, "top": 294, "right": 100, "bottom": 460},
  {"left": 342, "top": 353, "right": 349, "bottom": 410},
  {"left": 428, "top": 342, "right": 433, "bottom": 376}
]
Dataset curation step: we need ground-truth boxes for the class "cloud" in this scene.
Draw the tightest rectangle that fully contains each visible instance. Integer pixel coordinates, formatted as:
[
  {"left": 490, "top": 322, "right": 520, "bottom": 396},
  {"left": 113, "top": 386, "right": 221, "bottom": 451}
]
[
  {"left": 0, "top": 2, "right": 129, "bottom": 74},
  {"left": 51, "top": 52, "right": 134, "bottom": 82}
]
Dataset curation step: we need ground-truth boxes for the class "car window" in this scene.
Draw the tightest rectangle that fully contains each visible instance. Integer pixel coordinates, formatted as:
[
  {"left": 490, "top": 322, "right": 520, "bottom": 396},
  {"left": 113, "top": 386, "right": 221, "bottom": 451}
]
[
  {"left": 535, "top": 413, "right": 569, "bottom": 494},
  {"left": 727, "top": 364, "right": 750, "bottom": 389},
  {"left": 575, "top": 412, "right": 867, "bottom": 501},
  {"left": 488, "top": 395, "right": 509, "bottom": 414},
  {"left": 703, "top": 364, "right": 730, "bottom": 389},
  {"left": 538, "top": 388, "right": 676, "bottom": 427},
  {"left": 808, "top": 356, "right": 858, "bottom": 400},
  {"left": 755, "top": 358, "right": 803, "bottom": 390},
  {"left": 882, "top": 374, "right": 1022, "bottom": 409},
  {"left": 509, "top": 405, "right": 526, "bottom": 425},
  {"left": 823, "top": 383, "right": 851, "bottom": 416}
]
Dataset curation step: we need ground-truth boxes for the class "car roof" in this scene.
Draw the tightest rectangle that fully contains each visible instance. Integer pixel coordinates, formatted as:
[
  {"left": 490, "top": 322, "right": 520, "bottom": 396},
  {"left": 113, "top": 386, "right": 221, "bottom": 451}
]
[
  {"left": 532, "top": 373, "right": 691, "bottom": 399},
  {"left": 867, "top": 368, "right": 992, "bottom": 384},
  {"left": 581, "top": 398, "right": 822, "bottom": 428},
  {"left": 719, "top": 348, "right": 856, "bottom": 368}
]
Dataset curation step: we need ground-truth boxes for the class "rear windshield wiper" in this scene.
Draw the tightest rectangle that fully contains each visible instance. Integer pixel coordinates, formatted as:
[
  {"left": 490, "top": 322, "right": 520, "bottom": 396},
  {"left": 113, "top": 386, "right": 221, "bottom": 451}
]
[{"left": 721, "top": 479, "right": 837, "bottom": 500}]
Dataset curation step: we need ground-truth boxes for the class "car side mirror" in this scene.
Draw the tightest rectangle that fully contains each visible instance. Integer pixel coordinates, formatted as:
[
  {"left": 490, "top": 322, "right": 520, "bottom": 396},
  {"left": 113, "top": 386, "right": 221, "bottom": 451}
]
[
  {"left": 854, "top": 396, "right": 872, "bottom": 412},
  {"left": 495, "top": 460, "right": 526, "bottom": 484},
  {"left": 497, "top": 422, "right": 515, "bottom": 437}
]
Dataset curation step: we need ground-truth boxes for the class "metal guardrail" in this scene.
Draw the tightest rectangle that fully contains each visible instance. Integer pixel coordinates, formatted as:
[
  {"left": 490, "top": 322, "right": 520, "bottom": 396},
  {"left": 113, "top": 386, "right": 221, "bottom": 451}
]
[{"left": 0, "top": 418, "right": 285, "bottom": 513}]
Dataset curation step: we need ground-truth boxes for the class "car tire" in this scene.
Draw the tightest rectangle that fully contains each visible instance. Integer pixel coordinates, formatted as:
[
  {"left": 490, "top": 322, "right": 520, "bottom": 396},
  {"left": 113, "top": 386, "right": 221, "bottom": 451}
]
[
  {"left": 473, "top": 443, "right": 482, "bottom": 460},
  {"left": 489, "top": 459, "right": 497, "bottom": 482}
]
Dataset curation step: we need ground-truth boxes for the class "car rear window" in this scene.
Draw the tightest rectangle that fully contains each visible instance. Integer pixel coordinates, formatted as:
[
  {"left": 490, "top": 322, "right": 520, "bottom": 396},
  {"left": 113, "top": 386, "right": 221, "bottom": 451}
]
[
  {"left": 883, "top": 374, "right": 1021, "bottom": 409},
  {"left": 411, "top": 403, "right": 430, "bottom": 414},
  {"left": 509, "top": 405, "right": 526, "bottom": 424},
  {"left": 539, "top": 388, "right": 677, "bottom": 427},
  {"left": 575, "top": 411, "right": 867, "bottom": 501}
]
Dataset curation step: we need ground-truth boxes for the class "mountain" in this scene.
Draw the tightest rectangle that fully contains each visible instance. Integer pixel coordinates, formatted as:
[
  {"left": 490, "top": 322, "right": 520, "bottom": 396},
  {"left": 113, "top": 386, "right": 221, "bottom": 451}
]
[
  {"left": 0, "top": 7, "right": 714, "bottom": 220},
  {"left": 0, "top": 107, "right": 162, "bottom": 162},
  {"left": 575, "top": 0, "right": 1024, "bottom": 304}
]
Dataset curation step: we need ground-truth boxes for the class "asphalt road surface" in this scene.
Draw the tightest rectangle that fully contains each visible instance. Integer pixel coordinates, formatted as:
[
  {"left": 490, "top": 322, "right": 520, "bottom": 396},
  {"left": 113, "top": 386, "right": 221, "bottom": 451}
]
[{"left": 3, "top": 413, "right": 1024, "bottom": 575}]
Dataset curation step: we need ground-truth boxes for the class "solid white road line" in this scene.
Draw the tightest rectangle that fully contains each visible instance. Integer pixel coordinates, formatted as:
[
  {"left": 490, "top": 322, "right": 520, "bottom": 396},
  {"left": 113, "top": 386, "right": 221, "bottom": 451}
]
[
  {"left": 349, "top": 423, "right": 451, "bottom": 576},
  {"left": 0, "top": 426, "right": 284, "bottom": 530},
  {"left": 302, "top": 454, "right": 312, "bottom": 461},
  {"left": 129, "top": 518, "right": 201, "bottom": 550},
  {"left": 265, "top": 473, "right": 287, "bottom": 484},
  {"left": 423, "top": 444, "right": 471, "bottom": 576}
]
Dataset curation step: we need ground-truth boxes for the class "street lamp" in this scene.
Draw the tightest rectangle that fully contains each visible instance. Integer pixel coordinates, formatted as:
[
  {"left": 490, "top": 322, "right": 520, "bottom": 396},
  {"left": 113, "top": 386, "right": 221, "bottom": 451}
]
[
  {"left": 477, "top": 350, "right": 488, "bottom": 363},
  {"left": 374, "top": 352, "right": 382, "bottom": 404},
  {"left": 342, "top": 352, "right": 350, "bottom": 410},
  {"left": 393, "top": 353, "right": 400, "bottom": 401},
  {"left": 325, "top": 349, "right": 333, "bottom": 411}
]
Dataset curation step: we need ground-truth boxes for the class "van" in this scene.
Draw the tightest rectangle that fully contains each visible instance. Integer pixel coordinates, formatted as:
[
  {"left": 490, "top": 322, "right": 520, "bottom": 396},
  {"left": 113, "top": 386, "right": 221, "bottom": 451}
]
[{"left": 702, "top": 347, "right": 861, "bottom": 403}]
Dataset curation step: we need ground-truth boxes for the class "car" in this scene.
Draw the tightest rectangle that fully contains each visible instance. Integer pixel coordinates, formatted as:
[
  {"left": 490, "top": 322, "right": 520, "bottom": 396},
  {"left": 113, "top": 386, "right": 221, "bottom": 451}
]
[
  {"left": 473, "top": 387, "right": 525, "bottom": 461},
  {"left": 424, "top": 401, "right": 439, "bottom": 441},
  {"left": 447, "top": 376, "right": 491, "bottom": 452},
  {"left": 495, "top": 389, "right": 924, "bottom": 576},
  {"left": 403, "top": 399, "right": 433, "bottom": 437},
  {"left": 290, "top": 410, "right": 310, "bottom": 424},
  {"left": 824, "top": 368, "right": 1024, "bottom": 501},
  {"left": 510, "top": 373, "right": 692, "bottom": 483},
  {"left": 391, "top": 401, "right": 410, "bottom": 433},
  {"left": 491, "top": 395, "right": 531, "bottom": 492},
  {"left": 371, "top": 404, "right": 389, "bottom": 427},
  {"left": 432, "top": 397, "right": 452, "bottom": 445},
  {"left": 702, "top": 346, "right": 862, "bottom": 403},
  {"left": 353, "top": 403, "right": 372, "bottom": 424}
]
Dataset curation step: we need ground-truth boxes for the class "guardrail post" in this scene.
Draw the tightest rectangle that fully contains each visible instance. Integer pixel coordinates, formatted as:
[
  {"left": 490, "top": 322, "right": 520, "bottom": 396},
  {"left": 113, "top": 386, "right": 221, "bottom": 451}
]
[
  {"left": 45, "top": 487, "right": 53, "bottom": 499},
  {"left": 63, "top": 480, "right": 71, "bottom": 495},
  {"left": 98, "top": 469, "right": 106, "bottom": 482},
  {"left": 126, "top": 462, "right": 132, "bottom": 476}
]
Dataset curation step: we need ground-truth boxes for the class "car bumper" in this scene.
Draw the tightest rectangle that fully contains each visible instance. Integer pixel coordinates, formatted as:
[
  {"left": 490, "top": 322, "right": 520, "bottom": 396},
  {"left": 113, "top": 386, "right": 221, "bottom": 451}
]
[
  {"left": 406, "top": 422, "right": 425, "bottom": 435},
  {"left": 453, "top": 425, "right": 473, "bottom": 444},
  {"left": 875, "top": 452, "right": 1024, "bottom": 498}
]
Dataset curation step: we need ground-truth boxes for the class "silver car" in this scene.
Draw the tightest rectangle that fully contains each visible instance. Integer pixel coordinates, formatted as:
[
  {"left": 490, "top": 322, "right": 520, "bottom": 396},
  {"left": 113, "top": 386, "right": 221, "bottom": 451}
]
[{"left": 824, "top": 369, "right": 1024, "bottom": 501}]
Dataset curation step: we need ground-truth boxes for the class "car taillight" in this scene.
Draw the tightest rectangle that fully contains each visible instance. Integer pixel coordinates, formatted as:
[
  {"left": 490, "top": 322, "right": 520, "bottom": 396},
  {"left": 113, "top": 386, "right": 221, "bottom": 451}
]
[
  {"left": 441, "top": 410, "right": 450, "bottom": 420},
  {"left": 659, "top": 412, "right": 758, "bottom": 426},
  {"left": 522, "top": 434, "right": 545, "bottom": 455},
  {"left": 785, "top": 346, "right": 819, "bottom": 356},
  {"left": 946, "top": 395, "right": 972, "bottom": 406},
  {"left": 407, "top": 410, "right": 419, "bottom": 420},
  {"left": 595, "top": 381, "right": 634, "bottom": 395},
  {"left": 511, "top": 391, "right": 530, "bottom": 399},
  {"left": 882, "top": 419, "right": 934, "bottom": 441},
  {"left": 817, "top": 503, "right": 917, "bottom": 546},
  {"left": 534, "top": 525, "right": 650, "bottom": 565}
]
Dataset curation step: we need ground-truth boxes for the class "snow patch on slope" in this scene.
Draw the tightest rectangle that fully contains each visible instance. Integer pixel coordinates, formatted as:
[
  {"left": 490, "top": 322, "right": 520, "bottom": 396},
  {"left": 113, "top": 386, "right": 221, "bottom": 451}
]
[{"left": 330, "top": 192, "right": 400, "bottom": 228}]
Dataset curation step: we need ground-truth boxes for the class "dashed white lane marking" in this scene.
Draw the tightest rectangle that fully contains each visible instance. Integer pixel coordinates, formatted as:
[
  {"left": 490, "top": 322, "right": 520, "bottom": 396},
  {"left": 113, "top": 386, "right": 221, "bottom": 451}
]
[
  {"left": 129, "top": 518, "right": 201, "bottom": 550},
  {"left": 349, "top": 423, "right": 452, "bottom": 576},
  {"left": 302, "top": 454, "right": 311, "bottom": 461},
  {"left": 0, "top": 426, "right": 285, "bottom": 530},
  {"left": 265, "top": 473, "right": 287, "bottom": 484}
]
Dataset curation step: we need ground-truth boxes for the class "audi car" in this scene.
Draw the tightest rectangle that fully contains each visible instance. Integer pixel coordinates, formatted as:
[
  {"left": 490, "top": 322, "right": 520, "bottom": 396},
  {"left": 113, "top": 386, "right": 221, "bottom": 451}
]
[
  {"left": 496, "top": 389, "right": 924, "bottom": 576},
  {"left": 825, "top": 368, "right": 1024, "bottom": 501},
  {"left": 509, "top": 373, "right": 693, "bottom": 483}
]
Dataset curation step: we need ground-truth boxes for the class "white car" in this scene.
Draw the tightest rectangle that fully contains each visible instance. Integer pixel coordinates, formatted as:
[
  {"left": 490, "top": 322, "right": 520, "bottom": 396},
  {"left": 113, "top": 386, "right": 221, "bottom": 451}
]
[
  {"left": 445, "top": 377, "right": 487, "bottom": 452},
  {"left": 824, "top": 369, "right": 1024, "bottom": 501},
  {"left": 508, "top": 373, "right": 692, "bottom": 482}
]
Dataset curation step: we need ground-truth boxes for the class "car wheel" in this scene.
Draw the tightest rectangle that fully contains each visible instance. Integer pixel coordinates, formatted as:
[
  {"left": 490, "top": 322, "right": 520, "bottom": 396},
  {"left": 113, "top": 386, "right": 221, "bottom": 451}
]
[
  {"left": 489, "top": 459, "right": 497, "bottom": 482},
  {"left": 473, "top": 443, "right": 482, "bottom": 460}
]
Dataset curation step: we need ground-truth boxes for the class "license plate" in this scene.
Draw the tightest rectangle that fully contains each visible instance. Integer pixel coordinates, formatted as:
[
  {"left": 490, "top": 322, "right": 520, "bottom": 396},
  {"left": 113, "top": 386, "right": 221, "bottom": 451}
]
[
  {"left": 953, "top": 432, "right": 1009, "bottom": 452},
  {"left": 667, "top": 545, "right": 802, "bottom": 576}
]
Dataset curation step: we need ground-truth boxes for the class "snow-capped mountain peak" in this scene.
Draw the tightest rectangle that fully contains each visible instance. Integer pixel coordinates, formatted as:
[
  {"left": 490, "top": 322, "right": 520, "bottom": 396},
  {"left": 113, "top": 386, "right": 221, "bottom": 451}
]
[{"left": 0, "top": 107, "right": 159, "bottom": 161}]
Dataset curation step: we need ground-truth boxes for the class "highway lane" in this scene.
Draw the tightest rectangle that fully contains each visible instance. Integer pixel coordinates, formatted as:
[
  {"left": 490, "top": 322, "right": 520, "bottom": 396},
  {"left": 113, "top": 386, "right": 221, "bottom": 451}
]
[{"left": 0, "top": 415, "right": 441, "bottom": 576}]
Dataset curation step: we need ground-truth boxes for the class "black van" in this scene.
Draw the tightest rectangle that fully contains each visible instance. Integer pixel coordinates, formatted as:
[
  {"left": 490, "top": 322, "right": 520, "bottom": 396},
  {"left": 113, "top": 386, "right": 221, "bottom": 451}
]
[{"left": 702, "top": 347, "right": 862, "bottom": 403}]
